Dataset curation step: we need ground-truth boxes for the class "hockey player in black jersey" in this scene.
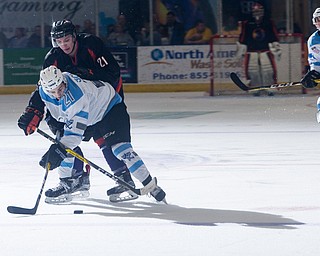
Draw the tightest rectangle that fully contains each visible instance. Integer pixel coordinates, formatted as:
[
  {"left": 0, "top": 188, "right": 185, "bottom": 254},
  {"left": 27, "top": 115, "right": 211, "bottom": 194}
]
[
  {"left": 236, "top": 1, "right": 281, "bottom": 96},
  {"left": 17, "top": 20, "right": 136, "bottom": 203}
]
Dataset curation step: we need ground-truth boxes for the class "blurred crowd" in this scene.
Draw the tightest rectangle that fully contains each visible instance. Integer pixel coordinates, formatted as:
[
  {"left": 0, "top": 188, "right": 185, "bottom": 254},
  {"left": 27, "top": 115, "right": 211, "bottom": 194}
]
[{"left": 0, "top": 11, "right": 216, "bottom": 49}]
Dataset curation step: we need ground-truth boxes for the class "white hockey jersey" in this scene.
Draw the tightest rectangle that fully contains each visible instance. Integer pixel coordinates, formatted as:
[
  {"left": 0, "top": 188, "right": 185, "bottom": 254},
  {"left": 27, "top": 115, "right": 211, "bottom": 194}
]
[
  {"left": 39, "top": 72, "right": 122, "bottom": 150},
  {"left": 307, "top": 31, "right": 320, "bottom": 72}
]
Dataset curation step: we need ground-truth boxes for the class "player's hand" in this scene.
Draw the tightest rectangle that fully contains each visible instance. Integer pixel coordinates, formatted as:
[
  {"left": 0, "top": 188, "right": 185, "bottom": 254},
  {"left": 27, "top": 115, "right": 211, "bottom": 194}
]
[
  {"left": 269, "top": 42, "right": 281, "bottom": 61},
  {"left": 235, "top": 42, "right": 247, "bottom": 59},
  {"left": 45, "top": 114, "right": 64, "bottom": 136},
  {"left": 39, "top": 144, "right": 68, "bottom": 170},
  {"left": 17, "top": 107, "right": 43, "bottom": 135},
  {"left": 301, "top": 70, "right": 320, "bottom": 88}
]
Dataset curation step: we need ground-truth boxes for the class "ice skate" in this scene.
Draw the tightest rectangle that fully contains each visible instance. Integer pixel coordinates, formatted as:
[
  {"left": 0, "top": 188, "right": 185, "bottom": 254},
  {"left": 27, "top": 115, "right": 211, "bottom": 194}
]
[
  {"left": 107, "top": 169, "right": 138, "bottom": 202},
  {"left": 45, "top": 171, "right": 90, "bottom": 204}
]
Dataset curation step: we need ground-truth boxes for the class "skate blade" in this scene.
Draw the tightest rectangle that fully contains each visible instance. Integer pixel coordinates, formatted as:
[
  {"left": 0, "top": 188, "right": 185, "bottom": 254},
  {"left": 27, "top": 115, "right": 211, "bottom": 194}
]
[
  {"left": 109, "top": 191, "right": 139, "bottom": 203},
  {"left": 71, "top": 190, "right": 90, "bottom": 200},
  {"left": 45, "top": 190, "right": 90, "bottom": 205},
  {"left": 45, "top": 194, "right": 72, "bottom": 204}
]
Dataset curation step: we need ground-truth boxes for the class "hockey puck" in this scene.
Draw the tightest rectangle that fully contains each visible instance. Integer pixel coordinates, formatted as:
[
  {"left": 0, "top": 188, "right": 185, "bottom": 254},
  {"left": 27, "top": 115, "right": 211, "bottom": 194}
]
[{"left": 74, "top": 210, "right": 83, "bottom": 214}]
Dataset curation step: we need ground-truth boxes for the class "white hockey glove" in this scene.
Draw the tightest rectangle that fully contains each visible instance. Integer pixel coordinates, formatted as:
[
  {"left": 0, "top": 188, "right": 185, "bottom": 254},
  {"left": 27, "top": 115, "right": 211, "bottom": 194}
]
[
  {"left": 235, "top": 42, "right": 247, "bottom": 59},
  {"left": 269, "top": 42, "right": 281, "bottom": 61}
]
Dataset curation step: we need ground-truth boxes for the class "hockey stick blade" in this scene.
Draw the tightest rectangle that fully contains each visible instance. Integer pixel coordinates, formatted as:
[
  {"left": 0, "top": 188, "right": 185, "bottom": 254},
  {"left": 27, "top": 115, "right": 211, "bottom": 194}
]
[
  {"left": 230, "top": 72, "right": 251, "bottom": 91},
  {"left": 7, "top": 206, "right": 37, "bottom": 215},
  {"left": 230, "top": 72, "right": 303, "bottom": 91},
  {"left": 7, "top": 163, "right": 50, "bottom": 215},
  {"left": 36, "top": 128, "right": 156, "bottom": 196}
]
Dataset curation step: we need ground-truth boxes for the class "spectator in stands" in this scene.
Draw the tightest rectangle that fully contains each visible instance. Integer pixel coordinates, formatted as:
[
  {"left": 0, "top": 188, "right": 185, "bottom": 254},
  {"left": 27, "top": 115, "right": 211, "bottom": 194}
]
[
  {"left": 184, "top": 19, "right": 213, "bottom": 44},
  {"left": 107, "top": 24, "right": 115, "bottom": 37},
  {"left": 0, "top": 29, "right": 8, "bottom": 48},
  {"left": 106, "top": 23, "right": 134, "bottom": 46},
  {"left": 222, "top": 16, "right": 240, "bottom": 35},
  {"left": 117, "top": 13, "right": 133, "bottom": 38},
  {"left": 136, "top": 21, "right": 162, "bottom": 46},
  {"left": 27, "top": 25, "right": 51, "bottom": 48},
  {"left": 161, "top": 11, "right": 185, "bottom": 45},
  {"left": 8, "top": 27, "right": 28, "bottom": 48},
  {"left": 82, "top": 19, "right": 93, "bottom": 34}
]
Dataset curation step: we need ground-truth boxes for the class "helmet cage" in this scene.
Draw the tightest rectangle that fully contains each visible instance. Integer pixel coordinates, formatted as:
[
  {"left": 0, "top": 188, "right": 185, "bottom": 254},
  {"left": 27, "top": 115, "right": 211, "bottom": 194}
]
[{"left": 252, "top": 3, "right": 264, "bottom": 20}]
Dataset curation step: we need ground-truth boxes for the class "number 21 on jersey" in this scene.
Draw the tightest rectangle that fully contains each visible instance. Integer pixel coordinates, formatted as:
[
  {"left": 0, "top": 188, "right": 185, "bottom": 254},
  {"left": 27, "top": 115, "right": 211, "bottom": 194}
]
[{"left": 97, "top": 56, "right": 108, "bottom": 67}]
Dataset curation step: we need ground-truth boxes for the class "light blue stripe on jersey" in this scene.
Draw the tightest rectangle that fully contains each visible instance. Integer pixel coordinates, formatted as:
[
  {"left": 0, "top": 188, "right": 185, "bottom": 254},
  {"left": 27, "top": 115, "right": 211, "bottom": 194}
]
[
  {"left": 61, "top": 76, "right": 84, "bottom": 111},
  {"left": 308, "top": 31, "right": 320, "bottom": 70},
  {"left": 113, "top": 143, "right": 132, "bottom": 156},
  {"left": 309, "top": 31, "right": 320, "bottom": 46}
]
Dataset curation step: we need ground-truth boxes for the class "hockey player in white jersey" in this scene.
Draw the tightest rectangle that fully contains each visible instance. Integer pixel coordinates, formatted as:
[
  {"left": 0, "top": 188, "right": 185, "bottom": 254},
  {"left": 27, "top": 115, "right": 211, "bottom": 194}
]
[
  {"left": 301, "top": 8, "right": 320, "bottom": 123},
  {"left": 37, "top": 66, "right": 166, "bottom": 203},
  {"left": 301, "top": 7, "right": 320, "bottom": 89}
]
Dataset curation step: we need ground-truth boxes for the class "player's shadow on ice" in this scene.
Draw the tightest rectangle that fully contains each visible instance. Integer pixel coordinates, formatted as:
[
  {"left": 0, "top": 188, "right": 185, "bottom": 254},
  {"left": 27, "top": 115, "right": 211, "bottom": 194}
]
[{"left": 70, "top": 198, "right": 304, "bottom": 229}]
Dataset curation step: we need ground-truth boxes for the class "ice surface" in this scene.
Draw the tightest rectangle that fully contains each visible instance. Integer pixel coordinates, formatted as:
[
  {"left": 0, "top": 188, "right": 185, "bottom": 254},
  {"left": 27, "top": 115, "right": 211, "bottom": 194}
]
[{"left": 1, "top": 92, "right": 320, "bottom": 255}]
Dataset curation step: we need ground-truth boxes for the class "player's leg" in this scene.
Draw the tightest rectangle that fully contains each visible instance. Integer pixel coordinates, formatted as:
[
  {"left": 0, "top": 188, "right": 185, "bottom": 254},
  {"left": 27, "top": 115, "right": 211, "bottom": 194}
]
[
  {"left": 104, "top": 102, "right": 166, "bottom": 202},
  {"left": 44, "top": 146, "right": 90, "bottom": 203},
  {"left": 111, "top": 142, "right": 166, "bottom": 202},
  {"left": 94, "top": 137, "right": 136, "bottom": 195}
]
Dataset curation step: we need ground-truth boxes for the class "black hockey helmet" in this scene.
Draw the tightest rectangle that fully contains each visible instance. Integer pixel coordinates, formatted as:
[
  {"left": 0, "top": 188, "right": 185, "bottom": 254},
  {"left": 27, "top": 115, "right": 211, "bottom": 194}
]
[{"left": 51, "top": 20, "right": 76, "bottom": 47}]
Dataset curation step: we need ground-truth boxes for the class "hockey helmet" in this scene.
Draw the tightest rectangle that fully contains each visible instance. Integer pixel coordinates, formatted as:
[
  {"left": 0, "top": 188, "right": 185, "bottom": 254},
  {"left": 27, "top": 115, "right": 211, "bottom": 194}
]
[
  {"left": 313, "top": 8, "right": 320, "bottom": 23},
  {"left": 40, "top": 66, "right": 65, "bottom": 93},
  {"left": 50, "top": 20, "right": 76, "bottom": 47},
  {"left": 252, "top": 2, "right": 264, "bottom": 20}
]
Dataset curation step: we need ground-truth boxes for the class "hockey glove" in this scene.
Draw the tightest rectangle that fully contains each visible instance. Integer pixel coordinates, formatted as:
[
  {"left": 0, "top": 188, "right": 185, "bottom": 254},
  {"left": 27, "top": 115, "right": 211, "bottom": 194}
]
[
  {"left": 39, "top": 144, "right": 68, "bottom": 170},
  {"left": 235, "top": 42, "right": 247, "bottom": 59},
  {"left": 301, "top": 70, "right": 320, "bottom": 88},
  {"left": 45, "top": 113, "right": 64, "bottom": 136},
  {"left": 269, "top": 42, "right": 281, "bottom": 61},
  {"left": 17, "top": 106, "right": 44, "bottom": 135}
]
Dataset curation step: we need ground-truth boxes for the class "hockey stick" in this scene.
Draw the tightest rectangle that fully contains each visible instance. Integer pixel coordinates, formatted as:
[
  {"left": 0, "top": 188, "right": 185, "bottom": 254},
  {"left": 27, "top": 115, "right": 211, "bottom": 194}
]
[
  {"left": 230, "top": 72, "right": 303, "bottom": 91},
  {"left": 7, "top": 162, "right": 50, "bottom": 215},
  {"left": 36, "top": 128, "right": 156, "bottom": 196}
]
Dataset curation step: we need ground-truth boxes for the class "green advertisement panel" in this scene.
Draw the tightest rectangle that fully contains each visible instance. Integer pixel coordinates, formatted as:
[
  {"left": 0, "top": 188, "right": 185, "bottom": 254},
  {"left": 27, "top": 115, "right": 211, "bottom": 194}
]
[{"left": 3, "top": 48, "right": 49, "bottom": 85}]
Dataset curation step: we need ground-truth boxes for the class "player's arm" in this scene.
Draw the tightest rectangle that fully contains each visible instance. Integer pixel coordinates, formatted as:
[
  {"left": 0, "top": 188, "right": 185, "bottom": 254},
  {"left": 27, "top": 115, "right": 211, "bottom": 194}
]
[
  {"left": 235, "top": 21, "right": 248, "bottom": 59},
  {"left": 17, "top": 86, "right": 45, "bottom": 135}
]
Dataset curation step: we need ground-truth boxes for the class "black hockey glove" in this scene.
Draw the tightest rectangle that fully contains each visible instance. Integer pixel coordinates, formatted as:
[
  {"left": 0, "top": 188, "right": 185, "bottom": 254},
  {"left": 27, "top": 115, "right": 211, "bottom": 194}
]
[
  {"left": 39, "top": 144, "right": 68, "bottom": 170},
  {"left": 18, "top": 106, "right": 44, "bottom": 135},
  {"left": 45, "top": 113, "right": 64, "bottom": 136},
  {"left": 301, "top": 70, "right": 320, "bottom": 88},
  {"left": 65, "top": 65, "right": 94, "bottom": 80}
]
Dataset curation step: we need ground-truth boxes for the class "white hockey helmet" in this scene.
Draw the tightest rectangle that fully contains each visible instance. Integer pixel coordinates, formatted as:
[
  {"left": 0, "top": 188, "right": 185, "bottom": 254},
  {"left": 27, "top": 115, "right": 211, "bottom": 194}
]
[
  {"left": 313, "top": 8, "right": 320, "bottom": 23},
  {"left": 40, "top": 65, "right": 65, "bottom": 93}
]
